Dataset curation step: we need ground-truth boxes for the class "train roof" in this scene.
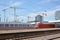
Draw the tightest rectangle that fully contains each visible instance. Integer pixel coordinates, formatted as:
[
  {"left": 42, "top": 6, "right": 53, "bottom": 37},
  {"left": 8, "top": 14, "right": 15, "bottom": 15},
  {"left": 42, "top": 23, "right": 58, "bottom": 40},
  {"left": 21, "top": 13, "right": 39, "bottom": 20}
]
[
  {"left": 49, "top": 20, "right": 60, "bottom": 23},
  {"left": 0, "top": 22, "right": 32, "bottom": 24}
]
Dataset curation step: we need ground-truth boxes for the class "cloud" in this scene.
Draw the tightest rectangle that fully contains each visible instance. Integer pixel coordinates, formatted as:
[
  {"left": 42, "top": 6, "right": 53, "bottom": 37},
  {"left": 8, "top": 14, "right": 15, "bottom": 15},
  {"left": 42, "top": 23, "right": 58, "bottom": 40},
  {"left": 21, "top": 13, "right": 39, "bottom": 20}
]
[
  {"left": 38, "top": 0, "right": 50, "bottom": 4},
  {"left": 26, "top": 5, "right": 60, "bottom": 21},
  {"left": 54, "top": 5, "right": 60, "bottom": 10},
  {"left": 8, "top": 15, "right": 27, "bottom": 22},
  {"left": 11, "top": 2, "right": 22, "bottom": 7},
  {"left": 27, "top": 11, "right": 50, "bottom": 17},
  {"left": 3, "top": 2, "right": 22, "bottom": 10},
  {"left": 37, "top": 0, "right": 59, "bottom": 4},
  {"left": 46, "top": 5, "right": 60, "bottom": 16},
  {"left": 18, "top": 16, "right": 26, "bottom": 19}
]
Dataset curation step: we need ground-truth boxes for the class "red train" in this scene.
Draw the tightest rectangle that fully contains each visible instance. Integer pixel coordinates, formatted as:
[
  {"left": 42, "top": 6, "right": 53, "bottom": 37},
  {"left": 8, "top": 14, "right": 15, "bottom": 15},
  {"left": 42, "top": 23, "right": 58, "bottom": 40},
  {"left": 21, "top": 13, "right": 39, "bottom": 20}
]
[{"left": 35, "top": 23, "right": 55, "bottom": 28}]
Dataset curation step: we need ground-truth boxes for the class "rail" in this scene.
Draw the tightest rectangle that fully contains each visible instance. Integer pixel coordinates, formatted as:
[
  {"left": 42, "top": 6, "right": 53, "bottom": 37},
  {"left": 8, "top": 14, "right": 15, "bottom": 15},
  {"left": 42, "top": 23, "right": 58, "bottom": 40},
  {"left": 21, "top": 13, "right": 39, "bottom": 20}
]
[{"left": 0, "top": 28, "right": 60, "bottom": 40}]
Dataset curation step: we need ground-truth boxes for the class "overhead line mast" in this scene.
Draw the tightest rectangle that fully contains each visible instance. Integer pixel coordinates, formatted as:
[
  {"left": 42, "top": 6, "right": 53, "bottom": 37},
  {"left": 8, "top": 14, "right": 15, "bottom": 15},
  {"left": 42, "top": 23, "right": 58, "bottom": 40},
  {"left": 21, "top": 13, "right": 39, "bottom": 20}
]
[
  {"left": 10, "top": 7, "right": 16, "bottom": 22},
  {"left": 10, "top": 7, "right": 25, "bottom": 22},
  {"left": 2, "top": 9, "right": 7, "bottom": 22}
]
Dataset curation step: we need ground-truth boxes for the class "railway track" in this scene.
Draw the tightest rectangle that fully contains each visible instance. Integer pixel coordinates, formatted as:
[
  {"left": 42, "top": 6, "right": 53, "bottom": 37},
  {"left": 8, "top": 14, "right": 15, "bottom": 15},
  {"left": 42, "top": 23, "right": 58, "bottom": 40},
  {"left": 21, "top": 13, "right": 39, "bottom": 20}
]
[
  {"left": 0, "top": 28, "right": 60, "bottom": 40},
  {"left": 5, "top": 33, "right": 60, "bottom": 40},
  {"left": 0, "top": 30, "right": 60, "bottom": 40},
  {"left": 53, "top": 38, "right": 60, "bottom": 40},
  {"left": 49, "top": 37, "right": 60, "bottom": 40}
]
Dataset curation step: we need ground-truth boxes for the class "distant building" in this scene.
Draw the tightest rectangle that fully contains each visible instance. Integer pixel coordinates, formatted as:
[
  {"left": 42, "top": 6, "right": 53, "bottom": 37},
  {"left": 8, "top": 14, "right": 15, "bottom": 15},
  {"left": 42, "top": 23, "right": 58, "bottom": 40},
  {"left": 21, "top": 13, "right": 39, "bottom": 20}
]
[
  {"left": 42, "top": 21, "right": 48, "bottom": 24},
  {"left": 35, "top": 15, "right": 43, "bottom": 23},
  {"left": 55, "top": 10, "right": 60, "bottom": 20}
]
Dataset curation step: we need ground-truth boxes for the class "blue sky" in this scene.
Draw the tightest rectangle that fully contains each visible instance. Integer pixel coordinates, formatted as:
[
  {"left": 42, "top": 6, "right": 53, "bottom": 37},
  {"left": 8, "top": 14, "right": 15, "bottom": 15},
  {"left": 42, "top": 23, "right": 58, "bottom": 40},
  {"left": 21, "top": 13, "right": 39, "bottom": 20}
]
[{"left": 0, "top": 0, "right": 60, "bottom": 22}]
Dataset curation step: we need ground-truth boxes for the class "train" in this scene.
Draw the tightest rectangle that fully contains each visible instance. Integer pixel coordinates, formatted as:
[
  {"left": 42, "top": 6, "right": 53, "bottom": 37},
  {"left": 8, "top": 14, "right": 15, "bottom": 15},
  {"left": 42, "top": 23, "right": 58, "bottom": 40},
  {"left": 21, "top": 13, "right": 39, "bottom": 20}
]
[
  {"left": 0, "top": 22, "right": 55, "bottom": 30},
  {"left": 35, "top": 22, "right": 55, "bottom": 28}
]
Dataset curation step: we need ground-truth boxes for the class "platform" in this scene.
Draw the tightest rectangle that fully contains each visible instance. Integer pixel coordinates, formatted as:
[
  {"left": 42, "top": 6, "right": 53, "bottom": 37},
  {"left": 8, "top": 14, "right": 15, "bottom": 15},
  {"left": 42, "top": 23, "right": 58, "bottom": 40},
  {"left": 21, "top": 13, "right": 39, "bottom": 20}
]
[{"left": 0, "top": 28, "right": 60, "bottom": 34}]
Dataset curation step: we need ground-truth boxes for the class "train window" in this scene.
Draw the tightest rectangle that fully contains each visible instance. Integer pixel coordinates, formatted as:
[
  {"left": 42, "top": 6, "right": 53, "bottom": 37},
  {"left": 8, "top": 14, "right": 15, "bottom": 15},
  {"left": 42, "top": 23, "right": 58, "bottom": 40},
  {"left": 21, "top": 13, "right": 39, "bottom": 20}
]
[
  {"left": 5, "top": 24, "right": 9, "bottom": 27},
  {"left": 10, "top": 24, "right": 14, "bottom": 27},
  {"left": 23, "top": 24, "right": 24, "bottom": 26},
  {"left": 27, "top": 24, "right": 29, "bottom": 26},
  {"left": 19, "top": 24, "right": 22, "bottom": 26},
  {"left": 0, "top": 24, "right": 4, "bottom": 26},
  {"left": 24, "top": 24, "right": 27, "bottom": 26},
  {"left": 22, "top": 24, "right": 24, "bottom": 26},
  {"left": 15, "top": 24, "right": 18, "bottom": 26}
]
